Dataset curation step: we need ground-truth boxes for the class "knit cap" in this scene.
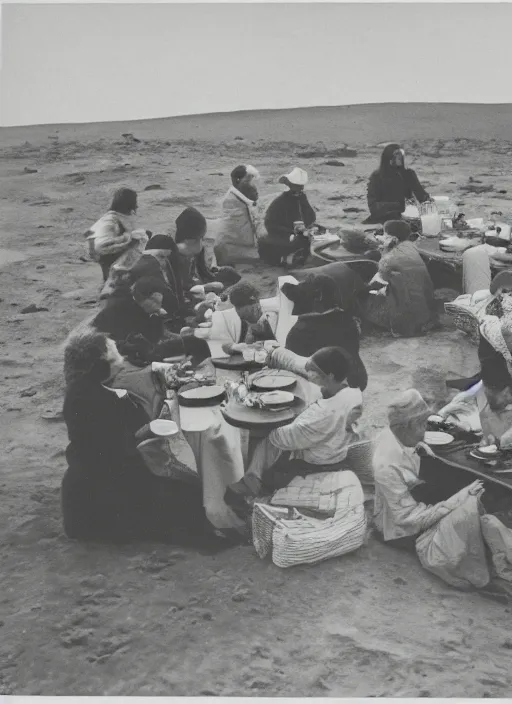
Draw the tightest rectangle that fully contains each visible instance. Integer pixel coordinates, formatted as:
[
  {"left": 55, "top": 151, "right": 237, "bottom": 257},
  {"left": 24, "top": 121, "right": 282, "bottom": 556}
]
[{"left": 388, "top": 389, "right": 430, "bottom": 427}]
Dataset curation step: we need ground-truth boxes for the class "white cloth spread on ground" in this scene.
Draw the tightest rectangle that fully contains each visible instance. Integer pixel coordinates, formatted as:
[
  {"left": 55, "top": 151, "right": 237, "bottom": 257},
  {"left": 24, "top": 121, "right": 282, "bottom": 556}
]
[
  {"left": 373, "top": 428, "right": 469, "bottom": 541},
  {"left": 269, "top": 386, "right": 362, "bottom": 465}
]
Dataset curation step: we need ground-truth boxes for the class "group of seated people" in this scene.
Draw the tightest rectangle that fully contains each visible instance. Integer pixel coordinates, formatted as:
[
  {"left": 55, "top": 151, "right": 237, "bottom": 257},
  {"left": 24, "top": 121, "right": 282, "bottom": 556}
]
[{"left": 60, "top": 154, "right": 512, "bottom": 576}]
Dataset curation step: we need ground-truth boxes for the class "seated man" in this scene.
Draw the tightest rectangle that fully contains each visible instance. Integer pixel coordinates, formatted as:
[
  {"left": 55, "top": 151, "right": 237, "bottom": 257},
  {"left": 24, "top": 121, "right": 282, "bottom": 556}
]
[
  {"left": 259, "top": 168, "right": 317, "bottom": 267},
  {"left": 225, "top": 346, "right": 363, "bottom": 515},
  {"left": 92, "top": 276, "right": 211, "bottom": 367},
  {"left": 173, "top": 207, "right": 241, "bottom": 293},
  {"left": 365, "top": 144, "right": 431, "bottom": 225},
  {"left": 190, "top": 281, "right": 277, "bottom": 353},
  {"left": 373, "top": 389, "right": 482, "bottom": 549},
  {"left": 281, "top": 273, "right": 367, "bottom": 391},
  {"left": 214, "top": 165, "right": 262, "bottom": 267}
]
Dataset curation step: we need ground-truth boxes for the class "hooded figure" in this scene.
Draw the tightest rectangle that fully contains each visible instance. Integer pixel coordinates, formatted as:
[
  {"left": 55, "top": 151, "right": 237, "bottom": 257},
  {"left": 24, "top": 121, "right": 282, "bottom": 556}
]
[
  {"left": 213, "top": 165, "right": 263, "bottom": 267},
  {"left": 365, "top": 144, "right": 430, "bottom": 224},
  {"left": 259, "top": 168, "right": 317, "bottom": 267}
]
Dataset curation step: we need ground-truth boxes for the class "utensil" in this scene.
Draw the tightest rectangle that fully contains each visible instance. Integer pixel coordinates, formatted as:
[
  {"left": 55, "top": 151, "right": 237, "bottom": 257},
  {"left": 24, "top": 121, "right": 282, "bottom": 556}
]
[
  {"left": 149, "top": 419, "right": 179, "bottom": 437},
  {"left": 424, "top": 430, "right": 454, "bottom": 446}
]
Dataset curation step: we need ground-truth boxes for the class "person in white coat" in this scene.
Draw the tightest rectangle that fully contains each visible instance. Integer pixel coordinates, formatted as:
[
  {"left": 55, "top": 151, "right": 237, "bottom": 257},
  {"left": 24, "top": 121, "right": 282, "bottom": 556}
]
[{"left": 213, "top": 165, "right": 263, "bottom": 267}]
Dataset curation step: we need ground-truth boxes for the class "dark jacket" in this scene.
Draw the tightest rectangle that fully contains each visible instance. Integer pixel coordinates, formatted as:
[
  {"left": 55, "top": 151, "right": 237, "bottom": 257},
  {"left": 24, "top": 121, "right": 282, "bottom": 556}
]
[
  {"left": 285, "top": 308, "right": 368, "bottom": 391},
  {"left": 366, "top": 145, "right": 429, "bottom": 224},
  {"left": 130, "top": 247, "right": 185, "bottom": 317},
  {"left": 264, "top": 191, "right": 316, "bottom": 242},
  {"left": 290, "top": 261, "right": 369, "bottom": 320},
  {"left": 93, "top": 294, "right": 165, "bottom": 346},
  {"left": 61, "top": 378, "right": 212, "bottom": 544}
]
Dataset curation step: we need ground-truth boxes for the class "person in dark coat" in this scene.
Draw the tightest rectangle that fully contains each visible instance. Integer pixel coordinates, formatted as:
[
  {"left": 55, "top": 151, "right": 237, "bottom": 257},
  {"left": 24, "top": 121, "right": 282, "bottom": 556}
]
[
  {"left": 92, "top": 276, "right": 211, "bottom": 366},
  {"left": 129, "top": 234, "right": 188, "bottom": 327},
  {"left": 289, "top": 261, "right": 370, "bottom": 322},
  {"left": 365, "top": 144, "right": 430, "bottom": 224},
  {"left": 259, "top": 168, "right": 317, "bottom": 267},
  {"left": 281, "top": 273, "right": 368, "bottom": 391},
  {"left": 173, "top": 207, "right": 241, "bottom": 291},
  {"left": 61, "top": 329, "right": 225, "bottom": 547}
]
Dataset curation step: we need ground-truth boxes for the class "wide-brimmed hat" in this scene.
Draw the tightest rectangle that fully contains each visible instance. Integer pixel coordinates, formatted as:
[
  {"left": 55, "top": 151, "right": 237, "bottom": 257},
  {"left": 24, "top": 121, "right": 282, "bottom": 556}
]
[{"left": 279, "top": 167, "right": 308, "bottom": 187}]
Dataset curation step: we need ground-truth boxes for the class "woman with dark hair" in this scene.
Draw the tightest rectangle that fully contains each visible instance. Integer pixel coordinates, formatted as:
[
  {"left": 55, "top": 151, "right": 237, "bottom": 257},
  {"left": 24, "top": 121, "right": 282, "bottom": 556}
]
[
  {"left": 214, "top": 165, "right": 262, "bottom": 266},
  {"left": 225, "top": 345, "right": 364, "bottom": 514},
  {"left": 364, "top": 220, "right": 438, "bottom": 337},
  {"left": 61, "top": 330, "right": 224, "bottom": 546},
  {"left": 281, "top": 273, "right": 367, "bottom": 391},
  {"left": 85, "top": 187, "right": 149, "bottom": 282},
  {"left": 365, "top": 144, "right": 430, "bottom": 225}
]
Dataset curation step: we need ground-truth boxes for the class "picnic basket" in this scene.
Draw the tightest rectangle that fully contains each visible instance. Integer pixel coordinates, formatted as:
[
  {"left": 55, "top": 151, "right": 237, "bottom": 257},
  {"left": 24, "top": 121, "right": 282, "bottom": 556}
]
[{"left": 252, "top": 470, "right": 367, "bottom": 568}]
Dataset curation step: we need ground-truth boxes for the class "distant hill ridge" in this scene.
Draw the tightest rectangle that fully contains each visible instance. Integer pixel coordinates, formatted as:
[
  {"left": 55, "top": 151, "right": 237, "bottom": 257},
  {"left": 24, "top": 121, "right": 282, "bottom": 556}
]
[{"left": 3, "top": 103, "right": 512, "bottom": 148}]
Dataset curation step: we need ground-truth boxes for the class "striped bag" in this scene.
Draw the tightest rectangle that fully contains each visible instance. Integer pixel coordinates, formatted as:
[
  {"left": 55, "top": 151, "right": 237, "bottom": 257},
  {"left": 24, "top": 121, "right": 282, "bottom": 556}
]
[{"left": 252, "top": 470, "right": 367, "bottom": 568}]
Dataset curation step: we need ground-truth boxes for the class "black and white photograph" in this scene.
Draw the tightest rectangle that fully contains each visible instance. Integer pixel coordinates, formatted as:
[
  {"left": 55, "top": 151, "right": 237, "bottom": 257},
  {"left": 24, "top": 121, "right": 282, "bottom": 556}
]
[{"left": 2, "top": 0, "right": 512, "bottom": 697}]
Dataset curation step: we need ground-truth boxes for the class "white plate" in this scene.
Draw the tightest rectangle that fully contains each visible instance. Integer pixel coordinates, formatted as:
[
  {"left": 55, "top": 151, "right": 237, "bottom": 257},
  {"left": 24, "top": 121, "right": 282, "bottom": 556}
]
[
  {"left": 477, "top": 444, "right": 499, "bottom": 456},
  {"left": 424, "top": 431, "right": 454, "bottom": 446},
  {"left": 428, "top": 414, "right": 444, "bottom": 424},
  {"left": 150, "top": 419, "right": 179, "bottom": 437},
  {"left": 180, "top": 385, "right": 225, "bottom": 400},
  {"left": 252, "top": 375, "right": 297, "bottom": 391},
  {"left": 260, "top": 391, "right": 295, "bottom": 407}
]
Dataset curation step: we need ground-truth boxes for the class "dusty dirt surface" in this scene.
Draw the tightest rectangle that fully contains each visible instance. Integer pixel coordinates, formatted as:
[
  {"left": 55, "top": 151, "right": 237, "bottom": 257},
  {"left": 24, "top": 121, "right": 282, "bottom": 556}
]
[{"left": 2, "top": 104, "right": 512, "bottom": 696}]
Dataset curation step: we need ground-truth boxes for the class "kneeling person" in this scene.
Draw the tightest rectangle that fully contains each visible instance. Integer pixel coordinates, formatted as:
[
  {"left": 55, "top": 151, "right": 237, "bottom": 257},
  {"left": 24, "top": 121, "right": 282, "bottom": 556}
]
[{"left": 225, "top": 346, "right": 363, "bottom": 513}]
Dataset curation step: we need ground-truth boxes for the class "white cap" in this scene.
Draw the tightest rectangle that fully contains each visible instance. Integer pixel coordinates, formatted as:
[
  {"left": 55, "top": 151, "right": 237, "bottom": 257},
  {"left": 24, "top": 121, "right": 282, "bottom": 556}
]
[{"left": 279, "top": 167, "right": 308, "bottom": 186}]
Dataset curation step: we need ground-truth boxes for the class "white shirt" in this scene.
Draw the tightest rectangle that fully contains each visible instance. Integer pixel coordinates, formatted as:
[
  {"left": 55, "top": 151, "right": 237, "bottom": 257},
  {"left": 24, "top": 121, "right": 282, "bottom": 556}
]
[
  {"left": 269, "top": 386, "right": 363, "bottom": 465},
  {"left": 373, "top": 428, "right": 468, "bottom": 541}
]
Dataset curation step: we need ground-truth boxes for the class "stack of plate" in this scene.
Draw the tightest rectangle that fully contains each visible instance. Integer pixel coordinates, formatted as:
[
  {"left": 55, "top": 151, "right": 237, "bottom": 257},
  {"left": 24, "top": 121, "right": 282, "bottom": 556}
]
[{"left": 259, "top": 391, "right": 295, "bottom": 411}]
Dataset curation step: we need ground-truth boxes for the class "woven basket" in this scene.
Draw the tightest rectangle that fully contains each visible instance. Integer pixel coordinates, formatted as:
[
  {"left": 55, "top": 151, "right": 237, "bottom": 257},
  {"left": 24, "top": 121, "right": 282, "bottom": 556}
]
[
  {"left": 444, "top": 303, "right": 480, "bottom": 344},
  {"left": 252, "top": 470, "right": 367, "bottom": 568},
  {"left": 344, "top": 439, "right": 375, "bottom": 486}
]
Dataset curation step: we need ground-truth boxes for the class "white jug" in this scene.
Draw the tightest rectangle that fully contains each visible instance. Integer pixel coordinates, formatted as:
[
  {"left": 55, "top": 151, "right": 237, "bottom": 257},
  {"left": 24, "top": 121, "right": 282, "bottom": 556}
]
[{"left": 421, "top": 212, "right": 442, "bottom": 237}]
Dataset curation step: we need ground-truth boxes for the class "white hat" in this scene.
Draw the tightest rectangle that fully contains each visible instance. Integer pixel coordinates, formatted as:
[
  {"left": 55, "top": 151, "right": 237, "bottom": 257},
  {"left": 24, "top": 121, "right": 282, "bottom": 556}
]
[{"left": 279, "top": 167, "right": 308, "bottom": 186}]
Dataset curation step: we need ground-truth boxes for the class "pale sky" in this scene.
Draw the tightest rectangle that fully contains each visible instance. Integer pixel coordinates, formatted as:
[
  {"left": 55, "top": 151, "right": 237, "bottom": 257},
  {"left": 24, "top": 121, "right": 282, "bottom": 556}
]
[{"left": 2, "top": 2, "right": 512, "bottom": 127}]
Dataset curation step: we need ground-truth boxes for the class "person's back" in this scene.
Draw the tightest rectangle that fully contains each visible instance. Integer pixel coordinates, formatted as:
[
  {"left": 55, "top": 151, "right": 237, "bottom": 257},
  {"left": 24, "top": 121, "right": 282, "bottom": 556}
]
[{"left": 285, "top": 309, "right": 367, "bottom": 390}]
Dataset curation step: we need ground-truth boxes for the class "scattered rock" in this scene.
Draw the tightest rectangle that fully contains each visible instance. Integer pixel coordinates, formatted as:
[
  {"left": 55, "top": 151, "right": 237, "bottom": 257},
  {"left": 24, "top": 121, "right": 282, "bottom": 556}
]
[
  {"left": 122, "top": 133, "right": 141, "bottom": 143},
  {"left": 60, "top": 628, "right": 92, "bottom": 648},
  {"left": 20, "top": 304, "right": 48, "bottom": 314},
  {"left": 7, "top": 407, "right": 22, "bottom": 412},
  {"left": 232, "top": 587, "right": 249, "bottom": 602},
  {"left": 249, "top": 679, "right": 269, "bottom": 690},
  {"left": 234, "top": 136, "right": 244, "bottom": 141},
  {"left": 36, "top": 265, "right": 45, "bottom": 270},
  {"left": 202, "top": 611, "right": 214, "bottom": 621},
  {"left": 328, "top": 195, "right": 345, "bottom": 202},
  {"left": 343, "top": 207, "right": 364, "bottom": 213},
  {"left": 42, "top": 409, "right": 64, "bottom": 422},
  {"left": 144, "top": 184, "right": 163, "bottom": 191},
  {"left": 393, "top": 577, "right": 407, "bottom": 586},
  {"left": 61, "top": 207, "right": 74, "bottom": 213},
  {"left": 209, "top": 173, "right": 224, "bottom": 176},
  {"left": 20, "top": 389, "right": 37, "bottom": 398},
  {"left": 324, "top": 160, "right": 345, "bottom": 167},
  {"left": 498, "top": 190, "right": 508, "bottom": 194},
  {"left": 23, "top": 167, "right": 38, "bottom": 174},
  {"left": 501, "top": 639, "right": 512, "bottom": 649}
]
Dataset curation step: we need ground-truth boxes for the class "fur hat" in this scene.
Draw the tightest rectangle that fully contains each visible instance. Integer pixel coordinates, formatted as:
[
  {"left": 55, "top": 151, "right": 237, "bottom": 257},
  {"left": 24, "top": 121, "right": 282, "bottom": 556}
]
[
  {"left": 175, "top": 207, "right": 207, "bottom": 242},
  {"left": 384, "top": 219, "right": 411, "bottom": 242},
  {"left": 388, "top": 389, "right": 430, "bottom": 427}
]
